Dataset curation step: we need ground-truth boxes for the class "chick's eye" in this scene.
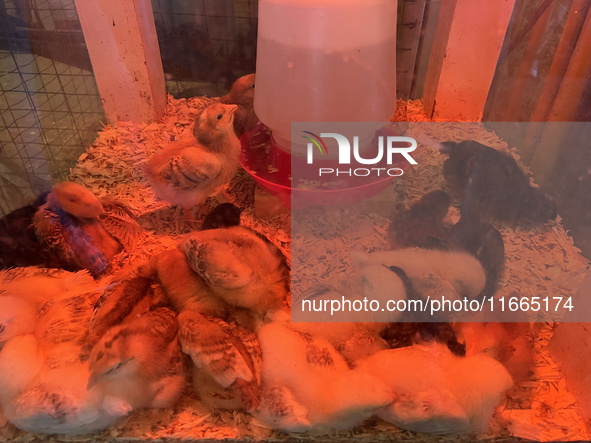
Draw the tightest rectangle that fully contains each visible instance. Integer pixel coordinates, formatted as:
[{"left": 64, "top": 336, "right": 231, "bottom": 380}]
[
  {"left": 217, "top": 114, "right": 223, "bottom": 120},
  {"left": 251, "top": 84, "right": 255, "bottom": 89}
]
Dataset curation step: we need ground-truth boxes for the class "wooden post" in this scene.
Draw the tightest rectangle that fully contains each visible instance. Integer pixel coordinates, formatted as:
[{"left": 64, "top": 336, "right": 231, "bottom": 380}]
[
  {"left": 73, "top": 0, "right": 167, "bottom": 124},
  {"left": 502, "top": 4, "right": 552, "bottom": 122},
  {"left": 520, "top": 0, "right": 590, "bottom": 164},
  {"left": 422, "top": 0, "right": 515, "bottom": 121},
  {"left": 528, "top": 6, "right": 591, "bottom": 186}
]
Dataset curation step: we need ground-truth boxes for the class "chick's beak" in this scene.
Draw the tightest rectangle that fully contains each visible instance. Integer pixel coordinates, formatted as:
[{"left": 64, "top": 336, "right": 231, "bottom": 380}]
[
  {"left": 226, "top": 104, "right": 238, "bottom": 115},
  {"left": 87, "top": 374, "right": 98, "bottom": 391}
]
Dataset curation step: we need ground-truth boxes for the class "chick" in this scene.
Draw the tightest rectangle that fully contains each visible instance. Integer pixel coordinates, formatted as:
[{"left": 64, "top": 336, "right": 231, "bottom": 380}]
[
  {"left": 0, "top": 192, "right": 61, "bottom": 270},
  {"left": 155, "top": 248, "right": 228, "bottom": 317},
  {"left": 360, "top": 343, "right": 513, "bottom": 434},
  {"left": 145, "top": 103, "right": 240, "bottom": 220},
  {"left": 7, "top": 362, "right": 131, "bottom": 434},
  {"left": 445, "top": 216, "right": 505, "bottom": 299},
  {"left": 179, "top": 226, "right": 288, "bottom": 319},
  {"left": 439, "top": 140, "right": 557, "bottom": 223},
  {"left": 0, "top": 295, "right": 37, "bottom": 350},
  {"left": 0, "top": 237, "right": 61, "bottom": 270},
  {"left": 0, "top": 295, "right": 132, "bottom": 434},
  {"left": 33, "top": 182, "right": 141, "bottom": 277},
  {"left": 292, "top": 261, "right": 408, "bottom": 323},
  {"left": 357, "top": 248, "right": 486, "bottom": 306},
  {"left": 0, "top": 266, "right": 96, "bottom": 308},
  {"left": 0, "top": 192, "right": 48, "bottom": 240},
  {"left": 97, "top": 198, "right": 142, "bottom": 253},
  {"left": 201, "top": 203, "right": 243, "bottom": 230},
  {"left": 272, "top": 302, "right": 388, "bottom": 368},
  {"left": 154, "top": 244, "right": 266, "bottom": 411},
  {"left": 255, "top": 321, "right": 394, "bottom": 433},
  {"left": 0, "top": 335, "right": 44, "bottom": 419},
  {"left": 453, "top": 321, "right": 534, "bottom": 385},
  {"left": 218, "top": 74, "right": 258, "bottom": 138},
  {"left": 87, "top": 275, "right": 153, "bottom": 348},
  {"left": 179, "top": 312, "right": 262, "bottom": 411},
  {"left": 290, "top": 261, "right": 408, "bottom": 364},
  {"left": 388, "top": 190, "right": 451, "bottom": 249},
  {"left": 87, "top": 307, "right": 185, "bottom": 411}
]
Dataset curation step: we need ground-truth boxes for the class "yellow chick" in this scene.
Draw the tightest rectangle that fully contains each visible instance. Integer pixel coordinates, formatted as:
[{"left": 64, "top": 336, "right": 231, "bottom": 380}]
[
  {"left": 179, "top": 226, "right": 288, "bottom": 319},
  {"left": 8, "top": 362, "right": 131, "bottom": 434},
  {"left": 453, "top": 321, "right": 534, "bottom": 385},
  {"left": 0, "top": 267, "right": 100, "bottom": 354},
  {"left": 87, "top": 307, "right": 185, "bottom": 411},
  {"left": 218, "top": 73, "right": 258, "bottom": 138},
  {"left": 145, "top": 103, "right": 240, "bottom": 220},
  {"left": 0, "top": 335, "right": 44, "bottom": 416},
  {"left": 356, "top": 248, "right": 486, "bottom": 304},
  {"left": 0, "top": 266, "right": 96, "bottom": 308},
  {"left": 289, "top": 276, "right": 400, "bottom": 365},
  {"left": 0, "top": 291, "right": 132, "bottom": 434},
  {"left": 36, "top": 291, "right": 99, "bottom": 367},
  {"left": 0, "top": 295, "right": 37, "bottom": 350},
  {"left": 255, "top": 321, "right": 394, "bottom": 433},
  {"left": 360, "top": 343, "right": 513, "bottom": 435},
  {"left": 33, "top": 182, "right": 141, "bottom": 277}
]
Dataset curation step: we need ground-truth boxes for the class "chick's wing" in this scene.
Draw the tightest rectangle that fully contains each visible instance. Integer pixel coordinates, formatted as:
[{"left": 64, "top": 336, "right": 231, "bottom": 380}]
[
  {"left": 178, "top": 310, "right": 255, "bottom": 388},
  {"left": 99, "top": 198, "right": 141, "bottom": 252},
  {"left": 33, "top": 208, "right": 77, "bottom": 266},
  {"left": 181, "top": 237, "right": 252, "bottom": 289},
  {"left": 160, "top": 149, "right": 223, "bottom": 191}
]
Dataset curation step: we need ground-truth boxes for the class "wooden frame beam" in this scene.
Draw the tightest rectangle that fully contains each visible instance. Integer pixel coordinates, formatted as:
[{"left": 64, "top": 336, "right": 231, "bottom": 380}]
[
  {"left": 422, "top": 0, "right": 516, "bottom": 121},
  {"left": 73, "top": 0, "right": 167, "bottom": 124}
]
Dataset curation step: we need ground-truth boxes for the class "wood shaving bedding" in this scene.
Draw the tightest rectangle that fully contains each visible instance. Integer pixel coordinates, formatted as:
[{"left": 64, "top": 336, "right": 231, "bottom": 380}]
[{"left": 0, "top": 98, "right": 588, "bottom": 443}]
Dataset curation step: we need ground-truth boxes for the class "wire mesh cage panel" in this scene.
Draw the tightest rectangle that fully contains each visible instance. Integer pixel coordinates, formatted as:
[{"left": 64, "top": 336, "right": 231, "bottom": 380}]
[{"left": 0, "top": 0, "right": 105, "bottom": 216}]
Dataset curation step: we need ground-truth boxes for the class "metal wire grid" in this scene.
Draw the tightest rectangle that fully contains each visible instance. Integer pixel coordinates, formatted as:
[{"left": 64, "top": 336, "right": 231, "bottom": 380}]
[
  {"left": 151, "top": 0, "right": 258, "bottom": 97},
  {"left": 0, "top": 0, "right": 105, "bottom": 216},
  {"left": 151, "top": 0, "right": 436, "bottom": 101}
]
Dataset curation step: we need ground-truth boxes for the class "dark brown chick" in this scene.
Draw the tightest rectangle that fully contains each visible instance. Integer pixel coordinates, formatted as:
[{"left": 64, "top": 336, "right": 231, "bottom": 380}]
[
  {"left": 388, "top": 190, "right": 451, "bottom": 249},
  {"left": 218, "top": 73, "right": 258, "bottom": 139},
  {"left": 32, "top": 182, "right": 140, "bottom": 277},
  {"left": 445, "top": 216, "right": 505, "bottom": 299},
  {"left": 440, "top": 140, "right": 557, "bottom": 223}
]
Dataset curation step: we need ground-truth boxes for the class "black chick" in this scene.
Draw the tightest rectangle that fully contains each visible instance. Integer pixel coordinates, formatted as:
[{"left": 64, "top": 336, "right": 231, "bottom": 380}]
[
  {"left": 381, "top": 265, "right": 466, "bottom": 357},
  {"left": 0, "top": 192, "right": 63, "bottom": 270},
  {"left": 0, "top": 237, "right": 61, "bottom": 269},
  {"left": 201, "top": 203, "right": 243, "bottom": 230},
  {"left": 445, "top": 216, "right": 505, "bottom": 299},
  {"left": 440, "top": 140, "right": 557, "bottom": 223},
  {"left": 388, "top": 190, "right": 451, "bottom": 249},
  {"left": 0, "top": 192, "right": 48, "bottom": 240}
]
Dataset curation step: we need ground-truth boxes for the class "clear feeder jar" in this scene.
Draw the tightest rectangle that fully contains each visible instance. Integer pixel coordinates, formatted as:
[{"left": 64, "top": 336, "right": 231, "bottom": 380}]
[{"left": 254, "top": 0, "right": 398, "bottom": 156}]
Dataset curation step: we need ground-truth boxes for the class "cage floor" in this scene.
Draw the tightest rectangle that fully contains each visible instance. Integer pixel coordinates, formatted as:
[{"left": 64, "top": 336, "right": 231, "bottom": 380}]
[{"left": 0, "top": 97, "right": 589, "bottom": 442}]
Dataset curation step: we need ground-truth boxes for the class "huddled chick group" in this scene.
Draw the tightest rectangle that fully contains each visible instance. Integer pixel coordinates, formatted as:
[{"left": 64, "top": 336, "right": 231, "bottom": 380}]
[{"left": 0, "top": 75, "right": 548, "bottom": 437}]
